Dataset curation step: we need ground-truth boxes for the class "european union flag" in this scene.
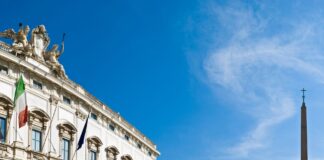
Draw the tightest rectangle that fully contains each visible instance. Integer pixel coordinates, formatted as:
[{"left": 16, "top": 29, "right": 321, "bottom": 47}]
[{"left": 77, "top": 114, "right": 89, "bottom": 150}]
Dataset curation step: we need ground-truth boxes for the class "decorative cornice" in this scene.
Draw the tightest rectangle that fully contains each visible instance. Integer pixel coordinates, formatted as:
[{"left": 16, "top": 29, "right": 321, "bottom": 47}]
[{"left": 0, "top": 41, "right": 160, "bottom": 156}]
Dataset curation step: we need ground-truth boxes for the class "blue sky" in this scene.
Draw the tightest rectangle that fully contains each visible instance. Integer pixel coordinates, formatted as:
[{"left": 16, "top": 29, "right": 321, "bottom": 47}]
[{"left": 3, "top": 0, "right": 324, "bottom": 160}]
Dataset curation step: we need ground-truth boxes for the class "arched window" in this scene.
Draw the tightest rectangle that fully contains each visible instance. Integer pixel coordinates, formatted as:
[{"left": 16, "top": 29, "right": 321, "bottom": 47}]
[
  {"left": 28, "top": 108, "right": 50, "bottom": 152},
  {"left": 105, "top": 146, "right": 119, "bottom": 160},
  {"left": 87, "top": 136, "right": 103, "bottom": 160},
  {"left": 57, "top": 120, "right": 77, "bottom": 160},
  {"left": 121, "top": 155, "right": 133, "bottom": 160},
  {"left": 0, "top": 93, "right": 13, "bottom": 144}
]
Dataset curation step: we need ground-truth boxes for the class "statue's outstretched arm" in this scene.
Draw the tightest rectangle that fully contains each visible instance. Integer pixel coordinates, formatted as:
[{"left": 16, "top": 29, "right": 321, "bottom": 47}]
[
  {"left": 58, "top": 42, "right": 64, "bottom": 57},
  {"left": 58, "top": 33, "right": 66, "bottom": 57}
]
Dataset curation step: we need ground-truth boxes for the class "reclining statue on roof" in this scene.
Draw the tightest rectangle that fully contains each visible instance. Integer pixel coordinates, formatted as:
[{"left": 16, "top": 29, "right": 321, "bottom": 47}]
[{"left": 44, "top": 42, "right": 67, "bottom": 79}]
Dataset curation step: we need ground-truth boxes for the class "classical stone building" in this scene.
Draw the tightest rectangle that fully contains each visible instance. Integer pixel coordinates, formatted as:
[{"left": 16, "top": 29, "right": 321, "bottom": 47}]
[{"left": 0, "top": 24, "right": 160, "bottom": 160}]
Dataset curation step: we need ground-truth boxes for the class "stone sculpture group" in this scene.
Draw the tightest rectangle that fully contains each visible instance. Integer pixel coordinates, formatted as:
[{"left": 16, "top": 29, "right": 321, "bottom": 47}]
[{"left": 0, "top": 24, "right": 67, "bottom": 79}]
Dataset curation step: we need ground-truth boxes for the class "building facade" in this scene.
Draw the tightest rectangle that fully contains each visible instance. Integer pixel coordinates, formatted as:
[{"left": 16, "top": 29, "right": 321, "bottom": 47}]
[{"left": 0, "top": 24, "right": 160, "bottom": 160}]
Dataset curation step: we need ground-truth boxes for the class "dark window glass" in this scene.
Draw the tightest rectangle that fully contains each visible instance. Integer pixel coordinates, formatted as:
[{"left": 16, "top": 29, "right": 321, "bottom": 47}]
[
  {"left": 109, "top": 124, "right": 115, "bottom": 131},
  {"left": 32, "top": 129, "right": 42, "bottom": 152},
  {"left": 90, "top": 113, "right": 97, "bottom": 120},
  {"left": 62, "top": 138, "right": 70, "bottom": 160},
  {"left": 63, "top": 96, "right": 71, "bottom": 105},
  {"left": 33, "top": 80, "right": 43, "bottom": 90},
  {"left": 124, "top": 135, "right": 129, "bottom": 141},
  {"left": 137, "top": 143, "right": 142, "bottom": 149},
  {"left": 0, "top": 117, "right": 6, "bottom": 142},
  {"left": 0, "top": 65, "right": 8, "bottom": 74}
]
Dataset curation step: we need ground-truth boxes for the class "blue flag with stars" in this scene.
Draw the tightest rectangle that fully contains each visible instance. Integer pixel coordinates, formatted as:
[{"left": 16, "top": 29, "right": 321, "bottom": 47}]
[{"left": 77, "top": 113, "right": 89, "bottom": 150}]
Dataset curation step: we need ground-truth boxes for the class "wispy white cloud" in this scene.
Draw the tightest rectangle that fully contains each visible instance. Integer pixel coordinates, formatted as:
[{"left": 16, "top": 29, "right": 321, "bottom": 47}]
[{"left": 199, "top": 1, "right": 324, "bottom": 159}]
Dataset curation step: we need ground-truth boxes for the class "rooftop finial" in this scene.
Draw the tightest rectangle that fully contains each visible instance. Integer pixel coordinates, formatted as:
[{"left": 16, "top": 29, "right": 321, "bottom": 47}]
[{"left": 301, "top": 88, "right": 306, "bottom": 103}]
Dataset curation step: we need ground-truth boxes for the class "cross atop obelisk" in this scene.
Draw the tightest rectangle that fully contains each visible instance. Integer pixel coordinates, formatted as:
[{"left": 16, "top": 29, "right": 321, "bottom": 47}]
[
  {"left": 301, "top": 88, "right": 308, "bottom": 160},
  {"left": 301, "top": 88, "right": 306, "bottom": 103}
]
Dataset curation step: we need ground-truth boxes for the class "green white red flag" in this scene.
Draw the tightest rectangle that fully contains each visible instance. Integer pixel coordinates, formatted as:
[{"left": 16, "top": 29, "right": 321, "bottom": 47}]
[{"left": 14, "top": 76, "right": 28, "bottom": 128}]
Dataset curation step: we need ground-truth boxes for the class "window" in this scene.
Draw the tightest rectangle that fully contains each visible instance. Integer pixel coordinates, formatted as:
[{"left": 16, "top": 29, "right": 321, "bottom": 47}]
[
  {"left": 62, "top": 138, "right": 70, "bottom": 160},
  {"left": 124, "top": 135, "right": 129, "bottom": 141},
  {"left": 0, "top": 117, "right": 6, "bottom": 142},
  {"left": 108, "top": 124, "right": 115, "bottom": 131},
  {"left": 0, "top": 95, "right": 12, "bottom": 144},
  {"left": 33, "top": 80, "right": 43, "bottom": 90},
  {"left": 89, "top": 150, "right": 97, "bottom": 160},
  {"left": 63, "top": 96, "right": 71, "bottom": 105},
  {"left": 90, "top": 113, "right": 97, "bottom": 120},
  {"left": 0, "top": 65, "right": 8, "bottom": 74},
  {"left": 57, "top": 122, "right": 77, "bottom": 160},
  {"left": 148, "top": 151, "right": 152, "bottom": 156},
  {"left": 29, "top": 109, "right": 50, "bottom": 153},
  {"left": 87, "top": 136, "right": 102, "bottom": 160},
  {"left": 137, "top": 143, "right": 142, "bottom": 149},
  {"left": 32, "top": 129, "right": 42, "bottom": 152}
]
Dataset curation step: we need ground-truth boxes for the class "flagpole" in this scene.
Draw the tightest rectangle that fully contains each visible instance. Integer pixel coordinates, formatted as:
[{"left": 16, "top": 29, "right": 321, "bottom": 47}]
[
  {"left": 14, "top": 74, "right": 20, "bottom": 142},
  {"left": 4, "top": 110, "right": 17, "bottom": 145},
  {"left": 13, "top": 74, "right": 20, "bottom": 159},
  {"left": 22, "top": 77, "right": 28, "bottom": 142},
  {"left": 5, "top": 74, "right": 19, "bottom": 148},
  {"left": 73, "top": 105, "right": 79, "bottom": 160},
  {"left": 15, "top": 110, "right": 18, "bottom": 142},
  {"left": 14, "top": 40, "right": 23, "bottom": 143},
  {"left": 71, "top": 148, "right": 77, "bottom": 160},
  {"left": 84, "top": 112, "right": 89, "bottom": 160},
  {"left": 40, "top": 101, "right": 59, "bottom": 153},
  {"left": 73, "top": 112, "right": 90, "bottom": 160}
]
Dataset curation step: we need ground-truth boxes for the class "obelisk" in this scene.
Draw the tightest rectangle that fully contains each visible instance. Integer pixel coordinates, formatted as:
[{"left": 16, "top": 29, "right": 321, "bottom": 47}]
[{"left": 301, "top": 88, "right": 308, "bottom": 160}]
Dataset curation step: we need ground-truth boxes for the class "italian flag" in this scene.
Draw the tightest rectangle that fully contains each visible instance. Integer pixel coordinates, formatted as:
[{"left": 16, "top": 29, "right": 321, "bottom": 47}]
[{"left": 14, "top": 76, "right": 28, "bottom": 128}]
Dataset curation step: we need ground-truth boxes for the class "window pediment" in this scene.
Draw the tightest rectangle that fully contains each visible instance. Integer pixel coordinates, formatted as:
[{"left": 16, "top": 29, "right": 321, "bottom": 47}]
[
  {"left": 105, "top": 146, "right": 119, "bottom": 160},
  {"left": 29, "top": 108, "right": 50, "bottom": 122},
  {"left": 121, "top": 155, "right": 133, "bottom": 160},
  {"left": 0, "top": 93, "right": 13, "bottom": 107},
  {"left": 87, "top": 136, "right": 103, "bottom": 147},
  {"left": 57, "top": 120, "right": 77, "bottom": 134},
  {"left": 105, "top": 146, "right": 119, "bottom": 155}
]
